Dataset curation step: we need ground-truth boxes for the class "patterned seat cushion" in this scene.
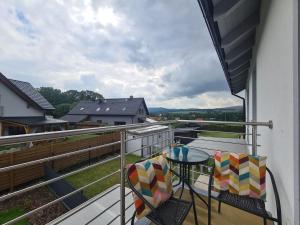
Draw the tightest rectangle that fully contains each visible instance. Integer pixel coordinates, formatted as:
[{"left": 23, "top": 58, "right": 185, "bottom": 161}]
[
  {"left": 214, "top": 151, "right": 267, "bottom": 201},
  {"left": 249, "top": 155, "right": 267, "bottom": 200},
  {"left": 229, "top": 153, "right": 250, "bottom": 196},
  {"left": 214, "top": 151, "right": 230, "bottom": 191},
  {"left": 127, "top": 155, "right": 173, "bottom": 219},
  {"left": 151, "top": 155, "right": 173, "bottom": 199}
]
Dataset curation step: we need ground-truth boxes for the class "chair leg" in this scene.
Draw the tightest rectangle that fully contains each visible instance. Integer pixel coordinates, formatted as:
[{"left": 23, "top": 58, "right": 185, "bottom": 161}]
[
  {"left": 218, "top": 201, "right": 221, "bottom": 213},
  {"left": 208, "top": 197, "right": 212, "bottom": 225},
  {"left": 131, "top": 211, "right": 136, "bottom": 225},
  {"left": 263, "top": 218, "right": 267, "bottom": 225},
  {"left": 190, "top": 189, "right": 199, "bottom": 225},
  {"left": 179, "top": 185, "right": 184, "bottom": 199}
]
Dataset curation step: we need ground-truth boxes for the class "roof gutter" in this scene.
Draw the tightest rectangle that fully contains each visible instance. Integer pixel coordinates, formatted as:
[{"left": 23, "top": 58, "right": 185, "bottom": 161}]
[{"left": 232, "top": 93, "right": 246, "bottom": 132}]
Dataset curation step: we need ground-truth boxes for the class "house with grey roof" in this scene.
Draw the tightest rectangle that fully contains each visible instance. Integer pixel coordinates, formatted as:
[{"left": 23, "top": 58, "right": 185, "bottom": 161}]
[
  {"left": 61, "top": 96, "right": 149, "bottom": 126},
  {"left": 0, "top": 73, "right": 66, "bottom": 136}
]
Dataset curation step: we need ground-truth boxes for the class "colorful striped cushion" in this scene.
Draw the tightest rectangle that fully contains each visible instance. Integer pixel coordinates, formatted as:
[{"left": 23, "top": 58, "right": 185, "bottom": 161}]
[
  {"left": 249, "top": 155, "right": 267, "bottom": 200},
  {"left": 127, "top": 155, "right": 173, "bottom": 219},
  {"left": 214, "top": 151, "right": 230, "bottom": 191},
  {"left": 151, "top": 155, "right": 173, "bottom": 199},
  {"left": 229, "top": 153, "right": 250, "bottom": 196},
  {"left": 213, "top": 151, "right": 267, "bottom": 201}
]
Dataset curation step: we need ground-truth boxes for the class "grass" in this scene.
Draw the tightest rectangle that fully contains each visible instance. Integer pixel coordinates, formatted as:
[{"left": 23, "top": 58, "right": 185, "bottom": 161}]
[
  {"left": 0, "top": 144, "right": 24, "bottom": 152},
  {"left": 66, "top": 134, "right": 100, "bottom": 142},
  {"left": 198, "top": 131, "right": 241, "bottom": 139},
  {"left": 0, "top": 208, "right": 28, "bottom": 225},
  {"left": 66, "top": 154, "right": 141, "bottom": 199}
]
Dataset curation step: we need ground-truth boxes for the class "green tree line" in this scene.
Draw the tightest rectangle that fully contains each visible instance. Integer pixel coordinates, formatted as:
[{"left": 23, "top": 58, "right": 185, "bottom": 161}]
[{"left": 38, "top": 87, "right": 104, "bottom": 118}]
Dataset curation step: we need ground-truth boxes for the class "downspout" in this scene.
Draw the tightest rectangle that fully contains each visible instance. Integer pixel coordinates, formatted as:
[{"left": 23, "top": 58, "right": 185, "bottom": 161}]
[{"left": 232, "top": 93, "right": 246, "bottom": 133}]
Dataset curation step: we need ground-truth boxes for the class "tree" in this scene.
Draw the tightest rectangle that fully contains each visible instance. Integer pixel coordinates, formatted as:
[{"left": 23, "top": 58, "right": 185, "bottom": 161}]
[
  {"left": 52, "top": 103, "right": 72, "bottom": 118},
  {"left": 38, "top": 87, "right": 64, "bottom": 105},
  {"left": 37, "top": 87, "right": 104, "bottom": 118}
]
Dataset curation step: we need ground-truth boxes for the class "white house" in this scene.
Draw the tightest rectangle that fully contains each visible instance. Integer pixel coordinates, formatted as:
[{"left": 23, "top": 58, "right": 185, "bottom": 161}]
[
  {"left": 198, "top": 0, "right": 299, "bottom": 224},
  {"left": 61, "top": 97, "right": 149, "bottom": 127},
  {"left": 0, "top": 72, "right": 66, "bottom": 136}
]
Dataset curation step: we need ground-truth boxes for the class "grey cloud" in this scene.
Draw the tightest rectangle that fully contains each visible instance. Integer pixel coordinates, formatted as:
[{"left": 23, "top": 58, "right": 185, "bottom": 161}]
[
  {"left": 0, "top": 0, "right": 233, "bottom": 108},
  {"left": 161, "top": 54, "right": 228, "bottom": 98}
]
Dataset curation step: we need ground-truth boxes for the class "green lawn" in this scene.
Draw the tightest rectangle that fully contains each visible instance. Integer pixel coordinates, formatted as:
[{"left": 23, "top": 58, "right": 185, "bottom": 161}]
[
  {"left": 0, "top": 144, "right": 23, "bottom": 152},
  {"left": 66, "top": 134, "right": 100, "bottom": 142},
  {"left": 198, "top": 131, "right": 241, "bottom": 139},
  {"left": 0, "top": 208, "right": 28, "bottom": 225},
  {"left": 66, "top": 154, "right": 140, "bottom": 199}
]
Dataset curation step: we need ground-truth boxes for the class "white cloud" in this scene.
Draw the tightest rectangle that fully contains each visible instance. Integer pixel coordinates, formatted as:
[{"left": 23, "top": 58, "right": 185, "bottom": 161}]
[{"left": 0, "top": 0, "right": 242, "bottom": 108}]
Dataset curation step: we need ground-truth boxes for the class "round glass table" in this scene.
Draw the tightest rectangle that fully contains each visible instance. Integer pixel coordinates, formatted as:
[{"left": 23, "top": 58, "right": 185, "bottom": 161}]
[
  {"left": 165, "top": 147, "right": 210, "bottom": 225},
  {"left": 166, "top": 147, "right": 210, "bottom": 165}
]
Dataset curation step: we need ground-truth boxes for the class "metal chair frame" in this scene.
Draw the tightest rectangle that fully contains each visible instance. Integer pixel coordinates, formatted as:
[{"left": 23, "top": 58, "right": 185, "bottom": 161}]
[
  {"left": 208, "top": 166, "right": 282, "bottom": 225},
  {"left": 127, "top": 165, "right": 196, "bottom": 225}
]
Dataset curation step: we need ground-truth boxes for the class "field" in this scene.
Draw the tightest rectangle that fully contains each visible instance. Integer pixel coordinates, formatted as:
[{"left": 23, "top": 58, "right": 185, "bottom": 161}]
[
  {"left": 66, "top": 154, "right": 140, "bottom": 199},
  {"left": 0, "top": 208, "right": 28, "bottom": 225},
  {"left": 198, "top": 131, "right": 242, "bottom": 139}
]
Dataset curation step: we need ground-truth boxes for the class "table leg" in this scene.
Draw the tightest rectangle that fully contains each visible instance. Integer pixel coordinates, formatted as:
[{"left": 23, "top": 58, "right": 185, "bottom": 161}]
[
  {"left": 190, "top": 188, "right": 199, "bottom": 225},
  {"left": 173, "top": 163, "right": 182, "bottom": 187},
  {"left": 179, "top": 164, "right": 185, "bottom": 199},
  {"left": 187, "top": 165, "right": 208, "bottom": 207}
]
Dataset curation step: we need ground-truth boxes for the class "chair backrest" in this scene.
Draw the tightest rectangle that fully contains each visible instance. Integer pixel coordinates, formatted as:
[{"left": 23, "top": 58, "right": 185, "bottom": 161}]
[{"left": 127, "top": 155, "right": 173, "bottom": 219}]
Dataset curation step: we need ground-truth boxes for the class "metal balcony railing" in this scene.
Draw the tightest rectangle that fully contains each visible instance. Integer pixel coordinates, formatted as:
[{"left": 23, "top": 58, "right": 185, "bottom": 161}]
[{"left": 0, "top": 119, "right": 273, "bottom": 225}]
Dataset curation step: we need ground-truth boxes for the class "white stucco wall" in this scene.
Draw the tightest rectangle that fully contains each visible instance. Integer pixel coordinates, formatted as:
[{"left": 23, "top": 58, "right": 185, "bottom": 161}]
[
  {"left": 0, "top": 82, "right": 43, "bottom": 117},
  {"left": 88, "top": 103, "right": 147, "bottom": 125},
  {"left": 89, "top": 115, "right": 134, "bottom": 125},
  {"left": 246, "top": 0, "right": 298, "bottom": 224}
]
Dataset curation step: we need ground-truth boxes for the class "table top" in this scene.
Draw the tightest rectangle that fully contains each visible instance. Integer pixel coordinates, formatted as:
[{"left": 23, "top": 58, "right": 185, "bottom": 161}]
[{"left": 165, "top": 147, "right": 210, "bottom": 165}]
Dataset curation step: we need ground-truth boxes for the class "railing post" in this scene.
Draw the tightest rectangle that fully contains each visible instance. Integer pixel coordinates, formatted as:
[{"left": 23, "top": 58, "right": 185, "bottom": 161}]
[
  {"left": 120, "top": 131, "right": 126, "bottom": 225},
  {"left": 251, "top": 124, "right": 257, "bottom": 155},
  {"left": 168, "top": 124, "right": 174, "bottom": 146}
]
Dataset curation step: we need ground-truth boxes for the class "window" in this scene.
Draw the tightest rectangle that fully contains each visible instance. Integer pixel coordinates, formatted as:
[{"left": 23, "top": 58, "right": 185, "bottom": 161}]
[
  {"left": 139, "top": 108, "right": 144, "bottom": 114},
  {"left": 80, "top": 107, "right": 85, "bottom": 111},
  {"left": 105, "top": 107, "right": 110, "bottom": 111},
  {"left": 122, "top": 107, "right": 126, "bottom": 111},
  {"left": 114, "top": 121, "right": 126, "bottom": 125},
  {"left": 97, "top": 120, "right": 102, "bottom": 124},
  {"left": 96, "top": 107, "right": 101, "bottom": 111}
]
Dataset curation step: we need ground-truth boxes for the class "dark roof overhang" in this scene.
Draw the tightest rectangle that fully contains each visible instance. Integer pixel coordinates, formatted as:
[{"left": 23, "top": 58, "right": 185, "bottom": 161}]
[
  {"left": 197, "top": 0, "right": 261, "bottom": 94},
  {"left": 0, "top": 117, "right": 67, "bottom": 126}
]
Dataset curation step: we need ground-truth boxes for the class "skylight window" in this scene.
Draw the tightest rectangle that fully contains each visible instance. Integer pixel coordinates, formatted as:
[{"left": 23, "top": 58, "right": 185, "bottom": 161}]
[
  {"left": 80, "top": 107, "right": 85, "bottom": 111},
  {"left": 105, "top": 107, "right": 110, "bottom": 111},
  {"left": 96, "top": 107, "right": 101, "bottom": 111}
]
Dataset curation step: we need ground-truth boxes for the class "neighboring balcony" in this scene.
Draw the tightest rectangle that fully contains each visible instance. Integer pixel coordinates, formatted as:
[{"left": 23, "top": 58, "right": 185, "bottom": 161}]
[{"left": 0, "top": 120, "right": 278, "bottom": 225}]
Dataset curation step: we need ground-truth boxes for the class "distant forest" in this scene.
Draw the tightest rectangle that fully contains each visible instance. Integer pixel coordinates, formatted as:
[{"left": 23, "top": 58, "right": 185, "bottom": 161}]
[
  {"left": 161, "top": 111, "right": 244, "bottom": 122},
  {"left": 150, "top": 107, "right": 244, "bottom": 122},
  {"left": 38, "top": 87, "right": 103, "bottom": 118}
]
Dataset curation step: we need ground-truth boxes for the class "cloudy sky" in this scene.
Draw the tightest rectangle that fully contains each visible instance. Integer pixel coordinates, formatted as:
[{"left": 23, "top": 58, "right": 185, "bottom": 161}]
[{"left": 0, "top": 0, "right": 241, "bottom": 108}]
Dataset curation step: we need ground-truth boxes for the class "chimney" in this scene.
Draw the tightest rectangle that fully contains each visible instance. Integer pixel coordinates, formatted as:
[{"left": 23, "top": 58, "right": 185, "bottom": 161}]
[
  {"left": 98, "top": 99, "right": 103, "bottom": 104},
  {"left": 129, "top": 95, "right": 133, "bottom": 99}
]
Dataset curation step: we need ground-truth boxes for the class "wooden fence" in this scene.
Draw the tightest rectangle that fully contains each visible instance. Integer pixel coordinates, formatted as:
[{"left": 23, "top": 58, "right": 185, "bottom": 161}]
[{"left": 0, "top": 132, "right": 120, "bottom": 192}]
